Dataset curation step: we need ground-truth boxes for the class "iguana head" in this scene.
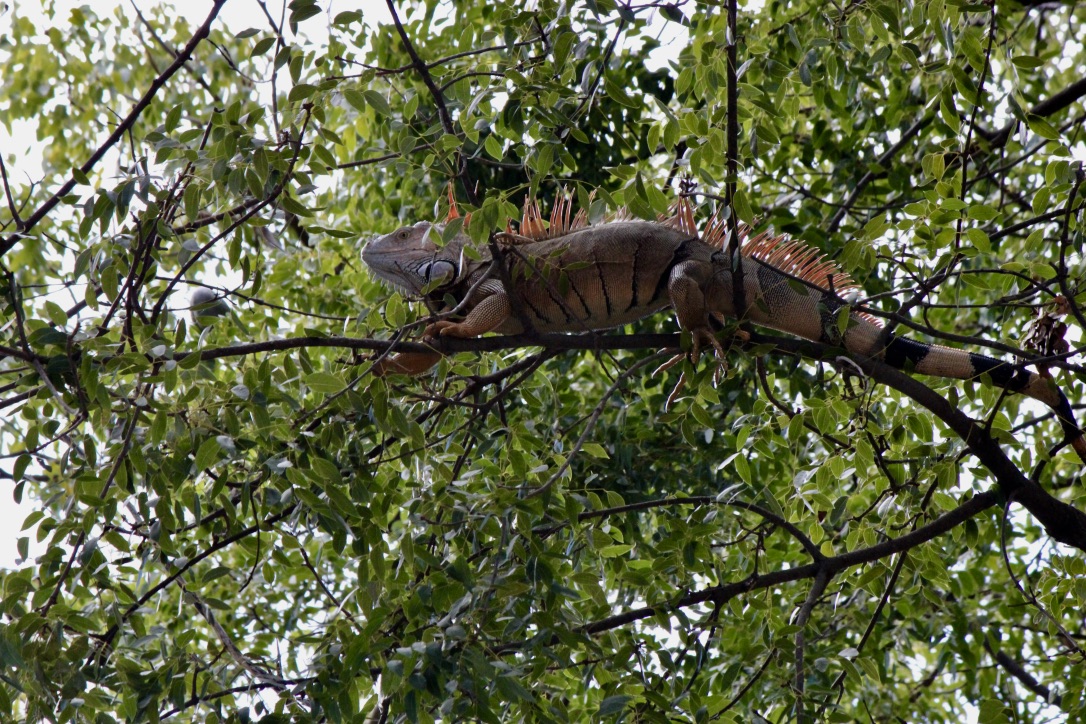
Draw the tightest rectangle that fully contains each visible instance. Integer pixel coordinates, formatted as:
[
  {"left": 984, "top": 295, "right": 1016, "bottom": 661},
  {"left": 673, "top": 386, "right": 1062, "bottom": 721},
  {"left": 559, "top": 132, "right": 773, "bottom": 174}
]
[{"left": 362, "top": 221, "right": 465, "bottom": 294}]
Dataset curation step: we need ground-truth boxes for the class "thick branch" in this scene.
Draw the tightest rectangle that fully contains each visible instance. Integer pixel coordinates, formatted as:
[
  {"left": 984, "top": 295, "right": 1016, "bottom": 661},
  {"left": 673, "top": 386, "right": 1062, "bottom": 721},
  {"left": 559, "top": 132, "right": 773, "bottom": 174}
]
[
  {"left": 574, "top": 490, "right": 998, "bottom": 638},
  {"left": 188, "top": 327, "right": 1086, "bottom": 549},
  {"left": 186, "top": 331, "right": 686, "bottom": 364},
  {"left": 985, "top": 641, "right": 1062, "bottom": 707},
  {"left": 753, "top": 332, "right": 1086, "bottom": 550},
  {"left": 983, "top": 76, "right": 1086, "bottom": 148}
]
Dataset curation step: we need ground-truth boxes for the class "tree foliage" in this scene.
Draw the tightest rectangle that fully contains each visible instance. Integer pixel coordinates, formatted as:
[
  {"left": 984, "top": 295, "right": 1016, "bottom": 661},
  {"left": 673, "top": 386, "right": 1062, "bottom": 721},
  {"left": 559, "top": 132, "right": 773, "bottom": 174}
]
[{"left": 2, "top": 0, "right": 1086, "bottom": 721}]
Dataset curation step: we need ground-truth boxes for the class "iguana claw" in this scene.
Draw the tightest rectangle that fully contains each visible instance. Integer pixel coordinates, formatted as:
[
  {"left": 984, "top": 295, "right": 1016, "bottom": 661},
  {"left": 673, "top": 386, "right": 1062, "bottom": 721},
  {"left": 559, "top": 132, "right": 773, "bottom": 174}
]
[{"left": 655, "top": 327, "right": 733, "bottom": 410}]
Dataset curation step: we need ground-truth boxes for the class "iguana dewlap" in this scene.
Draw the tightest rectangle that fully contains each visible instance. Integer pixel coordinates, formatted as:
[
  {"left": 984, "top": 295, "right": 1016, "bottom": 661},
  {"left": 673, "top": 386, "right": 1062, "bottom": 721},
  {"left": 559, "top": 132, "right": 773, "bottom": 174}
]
[{"left": 362, "top": 197, "right": 1086, "bottom": 462}]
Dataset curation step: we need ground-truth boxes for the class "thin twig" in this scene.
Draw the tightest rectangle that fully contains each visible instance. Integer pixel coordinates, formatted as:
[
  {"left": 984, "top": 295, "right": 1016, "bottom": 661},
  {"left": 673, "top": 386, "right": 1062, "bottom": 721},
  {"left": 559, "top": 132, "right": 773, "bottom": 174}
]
[{"left": 0, "top": 0, "right": 227, "bottom": 257}]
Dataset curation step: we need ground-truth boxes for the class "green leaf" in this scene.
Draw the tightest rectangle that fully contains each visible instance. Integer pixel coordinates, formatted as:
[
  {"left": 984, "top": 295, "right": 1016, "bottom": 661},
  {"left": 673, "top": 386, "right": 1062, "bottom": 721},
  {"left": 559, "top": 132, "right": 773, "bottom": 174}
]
[
  {"left": 307, "top": 372, "right": 346, "bottom": 394},
  {"left": 194, "top": 438, "right": 221, "bottom": 471},
  {"left": 967, "top": 204, "right": 999, "bottom": 221},
  {"left": 733, "top": 454, "right": 751, "bottom": 483},
  {"left": 290, "top": 4, "right": 322, "bottom": 23},
  {"left": 862, "top": 215, "right": 890, "bottom": 240},
  {"left": 603, "top": 75, "right": 639, "bottom": 109},
  {"left": 1032, "top": 186, "right": 1051, "bottom": 214},
  {"left": 965, "top": 228, "right": 990, "bottom": 253},
  {"left": 250, "top": 36, "right": 276, "bottom": 58},
  {"left": 599, "top": 544, "right": 632, "bottom": 557},
  {"left": 732, "top": 189, "right": 755, "bottom": 223},
  {"left": 582, "top": 442, "right": 609, "bottom": 459},
  {"left": 1010, "top": 55, "right": 1044, "bottom": 70},
  {"left": 363, "top": 90, "right": 392, "bottom": 117},
  {"left": 13, "top": 454, "right": 30, "bottom": 482},
  {"left": 484, "top": 134, "right": 504, "bottom": 160},
  {"left": 1027, "top": 115, "right": 1061, "bottom": 141},
  {"left": 661, "top": 4, "right": 688, "bottom": 24},
  {"left": 288, "top": 83, "right": 318, "bottom": 103},
  {"left": 343, "top": 89, "right": 366, "bottom": 113},
  {"left": 44, "top": 301, "right": 68, "bottom": 327},
  {"left": 598, "top": 695, "right": 633, "bottom": 716},
  {"left": 940, "top": 96, "right": 960, "bottom": 133}
]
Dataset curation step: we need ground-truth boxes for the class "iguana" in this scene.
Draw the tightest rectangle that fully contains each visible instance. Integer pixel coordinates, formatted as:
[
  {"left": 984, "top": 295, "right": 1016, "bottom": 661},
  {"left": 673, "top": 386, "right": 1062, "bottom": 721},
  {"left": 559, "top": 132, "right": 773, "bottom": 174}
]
[{"left": 363, "top": 194, "right": 1086, "bottom": 463}]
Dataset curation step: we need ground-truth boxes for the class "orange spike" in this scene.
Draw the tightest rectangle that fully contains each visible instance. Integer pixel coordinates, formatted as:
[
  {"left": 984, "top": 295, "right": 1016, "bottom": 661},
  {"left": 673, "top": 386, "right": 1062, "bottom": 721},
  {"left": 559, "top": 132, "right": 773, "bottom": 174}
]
[
  {"left": 742, "top": 230, "right": 861, "bottom": 294},
  {"left": 549, "top": 194, "right": 561, "bottom": 235},
  {"left": 445, "top": 183, "right": 460, "bottom": 221},
  {"left": 520, "top": 196, "right": 547, "bottom": 239},
  {"left": 572, "top": 207, "right": 588, "bottom": 231},
  {"left": 549, "top": 190, "right": 573, "bottom": 236},
  {"left": 703, "top": 211, "right": 729, "bottom": 248},
  {"left": 672, "top": 197, "right": 698, "bottom": 235}
]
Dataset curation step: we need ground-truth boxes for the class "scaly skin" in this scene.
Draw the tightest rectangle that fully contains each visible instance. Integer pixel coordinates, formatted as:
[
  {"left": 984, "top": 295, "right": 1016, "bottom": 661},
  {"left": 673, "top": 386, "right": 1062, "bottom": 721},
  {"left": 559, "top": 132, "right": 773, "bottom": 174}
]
[{"left": 363, "top": 206, "right": 1086, "bottom": 462}]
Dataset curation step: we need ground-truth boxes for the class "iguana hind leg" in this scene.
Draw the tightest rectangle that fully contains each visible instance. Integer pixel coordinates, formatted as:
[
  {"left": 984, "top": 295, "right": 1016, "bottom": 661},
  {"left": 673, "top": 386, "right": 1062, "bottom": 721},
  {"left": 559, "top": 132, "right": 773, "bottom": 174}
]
[
  {"left": 655, "top": 265, "right": 732, "bottom": 409},
  {"left": 667, "top": 262, "right": 728, "bottom": 360}
]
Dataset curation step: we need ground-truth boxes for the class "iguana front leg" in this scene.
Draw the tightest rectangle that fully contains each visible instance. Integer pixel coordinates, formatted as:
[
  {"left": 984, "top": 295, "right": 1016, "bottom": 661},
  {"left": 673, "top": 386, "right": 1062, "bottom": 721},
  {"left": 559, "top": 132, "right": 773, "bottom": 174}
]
[
  {"left": 427, "top": 280, "right": 512, "bottom": 338},
  {"left": 374, "top": 281, "right": 512, "bottom": 376},
  {"left": 374, "top": 296, "right": 508, "bottom": 375}
]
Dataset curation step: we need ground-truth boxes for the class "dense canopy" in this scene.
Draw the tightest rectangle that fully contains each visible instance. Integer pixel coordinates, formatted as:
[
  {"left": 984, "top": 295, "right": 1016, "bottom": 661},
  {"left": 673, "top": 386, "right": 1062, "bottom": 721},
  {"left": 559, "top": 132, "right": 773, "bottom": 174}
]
[{"left": 2, "top": 0, "right": 1086, "bottom": 721}]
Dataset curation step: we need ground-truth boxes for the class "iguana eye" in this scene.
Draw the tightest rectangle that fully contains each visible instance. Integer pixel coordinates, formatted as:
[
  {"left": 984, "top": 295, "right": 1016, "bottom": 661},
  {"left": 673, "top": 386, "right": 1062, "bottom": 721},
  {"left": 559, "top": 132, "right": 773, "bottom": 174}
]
[{"left": 397, "top": 230, "right": 410, "bottom": 240}]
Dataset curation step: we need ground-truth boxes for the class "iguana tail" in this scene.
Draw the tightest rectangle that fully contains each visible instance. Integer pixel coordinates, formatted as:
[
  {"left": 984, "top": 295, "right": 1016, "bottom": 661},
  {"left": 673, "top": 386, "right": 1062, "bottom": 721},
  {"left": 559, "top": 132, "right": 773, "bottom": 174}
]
[
  {"left": 722, "top": 223, "right": 1086, "bottom": 462},
  {"left": 879, "top": 335, "right": 1086, "bottom": 463}
]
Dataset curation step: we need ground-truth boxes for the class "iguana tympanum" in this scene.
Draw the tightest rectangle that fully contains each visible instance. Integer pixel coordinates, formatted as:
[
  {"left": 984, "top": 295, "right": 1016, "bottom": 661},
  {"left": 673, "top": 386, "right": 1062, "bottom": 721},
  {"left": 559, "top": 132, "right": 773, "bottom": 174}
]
[{"left": 363, "top": 194, "right": 1086, "bottom": 462}]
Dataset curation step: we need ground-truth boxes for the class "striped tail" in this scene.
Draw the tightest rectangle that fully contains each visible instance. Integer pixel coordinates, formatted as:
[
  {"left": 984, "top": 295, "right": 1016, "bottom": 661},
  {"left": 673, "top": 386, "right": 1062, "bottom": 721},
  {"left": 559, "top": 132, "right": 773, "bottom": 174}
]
[{"left": 882, "top": 335, "right": 1086, "bottom": 463}]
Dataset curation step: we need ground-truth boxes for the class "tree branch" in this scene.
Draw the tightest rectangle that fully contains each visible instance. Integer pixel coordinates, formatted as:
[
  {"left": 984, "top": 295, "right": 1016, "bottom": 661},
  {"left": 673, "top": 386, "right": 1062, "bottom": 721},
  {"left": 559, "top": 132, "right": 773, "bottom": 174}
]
[
  {"left": 384, "top": 0, "right": 476, "bottom": 204},
  {"left": 570, "top": 489, "right": 997, "bottom": 638},
  {"left": 0, "top": 0, "right": 227, "bottom": 257},
  {"left": 982, "top": 76, "right": 1086, "bottom": 149},
  {"left": 984, "top": 639, "right": 1062, "bottom": 707},
  {"left": 755, "top": 332, "right": 1086, "bottom": 549}
]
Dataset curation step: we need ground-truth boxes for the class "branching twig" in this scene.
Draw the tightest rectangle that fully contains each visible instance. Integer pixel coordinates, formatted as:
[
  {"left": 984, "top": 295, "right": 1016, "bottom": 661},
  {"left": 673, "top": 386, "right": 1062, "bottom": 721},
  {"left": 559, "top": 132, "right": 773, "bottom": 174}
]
[
  {"left": 794, "top": 567, "right": 832, "bottom": 723},
  {"left": 0, "top": 156, "right": 24, "bottom": 230},
  {"left": 384, "top": 0, "right": 476, "bottom": 204},
  {"left": 0, "top": 0, "right": 227, "bottom": 257}
]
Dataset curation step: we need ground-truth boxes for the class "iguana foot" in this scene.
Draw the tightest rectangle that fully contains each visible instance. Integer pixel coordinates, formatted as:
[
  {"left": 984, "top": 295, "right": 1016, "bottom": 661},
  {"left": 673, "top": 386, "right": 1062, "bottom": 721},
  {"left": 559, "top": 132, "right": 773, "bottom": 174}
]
[
  {"left": 664, "top": 370, "right": 688, "bottom": 411},
  {"left": 832, "top": 355, "right": 867, "bottom": 398},
  {"left": 424, "top": 320, "right": 470, "bottom": 338},
  {"left": 653, "top": 352, "right": 686, "bottom": 377},
  {"left": 655, "top": 327, "right": 733, "bottom": 409}
]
